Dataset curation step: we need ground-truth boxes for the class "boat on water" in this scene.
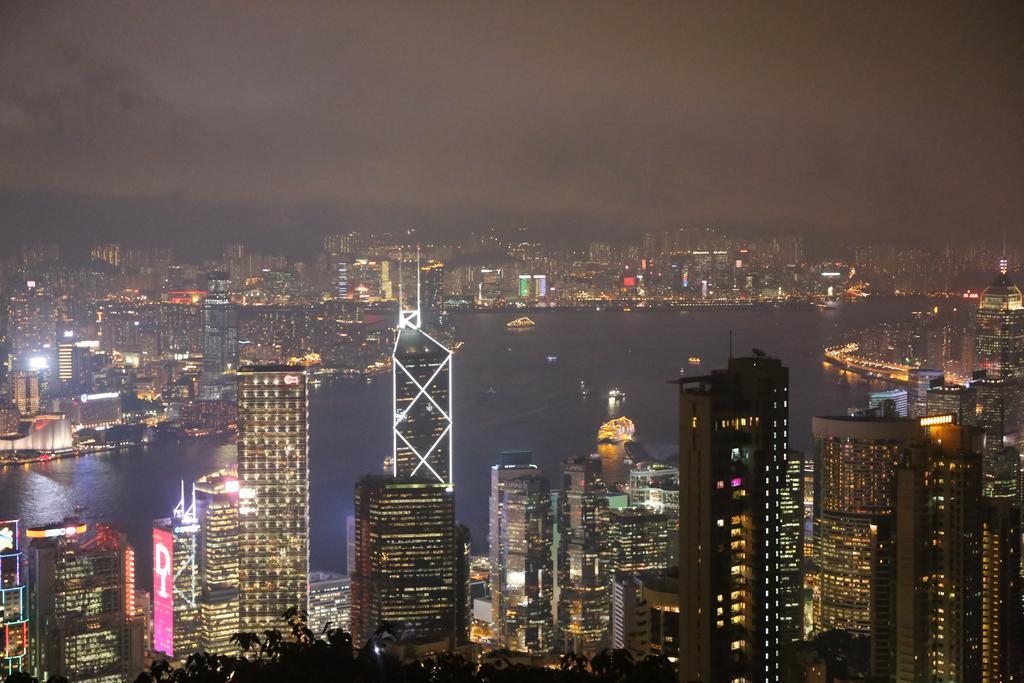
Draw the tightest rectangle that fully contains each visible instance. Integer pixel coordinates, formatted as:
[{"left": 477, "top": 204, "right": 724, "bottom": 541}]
[
  {"left": 598, "top": 416, "right": 636, "bottom": 443},
  {"left": 688, "top": 356, "right": 702, "bottom": 364},
  {"left": 486, "top": 386, "right": 497, "bottom": 395},
  {"left": 506, "top": 316, "right": 536, "bottom": 329},
  {"left": 580, "top": 380, "right": 590, "bottom": 396},
  {"left": 608, "top": 388, "right": 626, "bottom": 400},
  {"left": 546, "top": 355, "right": 558, "bottom": 362}
]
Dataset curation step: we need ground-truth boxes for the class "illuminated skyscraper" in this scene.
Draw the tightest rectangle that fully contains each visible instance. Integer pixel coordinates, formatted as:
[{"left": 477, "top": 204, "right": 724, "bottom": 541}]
[
  {"left": 892, "top": 422, "right": 984, "bottom": 681},
  {"left": 152, "top": 484, "right": 201, "bottom": 659},
  {"left": 308, "top": 571, "right": 350, "bottom": 634},
  {"left": 778, "top": 448, "right": 805, "bottom": 644},
  {"left": 194, "top": 469, "right": 240, "bottom": 654},
  {"left": 200, "top": 272, "right": 238, "bottom": 401},
  {"left": 868, "top": 388, "right": 908, "bottom": 417},
  {"left": 557, "top": 455, "right": 609, "bottom": 654},
  {"left": 812, "top": 414, "right": 920, "bottom": 673},
  {"left": 27, "top": 521, "right": 144, "bottom": 683},
  {"left": 6, "top": 278, "right": 56, "bottom": 371},
  {"left": 351, "top": 476, "right": 459, "bottom": 648},
  {"left": 980, "top": 499, "right": 1022, "bottom": 682},
  {"left": 908, "top": 368, "right": 945, "bottom": 417},
  {"left": 488, "top": 452, "right": 554, "bottom": 655},
  {"left": 0, "top": 520, "right": 28, "bottom": 676},
  {"left": 351, "top": 261, "right": 464, "bottom": 649},
  {"left": 974, "top": 261, "right": 1024, "bottom": 381},
  {"left": 627, "top": 462, "right": 678, "bottom": 564},
  {"left": 393, "top": 273, "right": 452, "bottom": 485},
  {"left": 419, "top": 260, "right": 446, "bottom": 331},
  {"left": 972, "top": 373, "right": 1020, "bottom": 499},
  {"left": 605, "top": 507, "right": 668, "bottom": 577},
  {"left": 678, "top": 355, "right": 794, "bottom": 683},
  {"left": 926, "top": 381, "right": 975, "bottom": 423},
  {"left": 236, "top": 365, "right": 309, "bottom": 631},
  {"left": 11, "top": 370, "right": 40, "bottom": 416}
]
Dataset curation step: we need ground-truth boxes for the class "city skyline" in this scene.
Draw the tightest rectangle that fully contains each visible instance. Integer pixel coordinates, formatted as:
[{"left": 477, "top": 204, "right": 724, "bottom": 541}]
[{"left": 1, "top": 3, "right": 1023, "bottom": 680}]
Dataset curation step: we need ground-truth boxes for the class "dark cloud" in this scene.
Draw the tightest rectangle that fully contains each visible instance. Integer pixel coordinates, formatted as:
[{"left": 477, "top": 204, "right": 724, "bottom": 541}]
[{"left": 1, "top": 1, "right": 1023, "bottom": 251}]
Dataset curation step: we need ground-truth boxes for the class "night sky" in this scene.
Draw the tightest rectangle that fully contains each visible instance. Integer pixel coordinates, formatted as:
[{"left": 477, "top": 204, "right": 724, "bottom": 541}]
[{"left": 2, "top": 2, "right": 1023, "bottom": 253}]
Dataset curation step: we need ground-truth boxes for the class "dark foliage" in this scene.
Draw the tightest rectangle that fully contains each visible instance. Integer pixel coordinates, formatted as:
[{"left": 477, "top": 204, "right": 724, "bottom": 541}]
[{"left": 4, "top": 609, "right": 676, "bottom": 683}]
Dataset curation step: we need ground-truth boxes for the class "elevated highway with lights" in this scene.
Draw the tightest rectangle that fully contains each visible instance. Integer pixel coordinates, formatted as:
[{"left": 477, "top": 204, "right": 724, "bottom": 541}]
[{"left": 823, "top": 342, "right": 911, "bottom": 384}]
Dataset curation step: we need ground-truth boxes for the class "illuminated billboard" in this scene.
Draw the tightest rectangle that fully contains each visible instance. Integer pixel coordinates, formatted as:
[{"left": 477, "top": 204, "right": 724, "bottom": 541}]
[
  {"left": 153, "top": 527, "right": 174, "bottom": 656},
  {"left": 0, "top": 521, "right": 15, "bottom": 552}
]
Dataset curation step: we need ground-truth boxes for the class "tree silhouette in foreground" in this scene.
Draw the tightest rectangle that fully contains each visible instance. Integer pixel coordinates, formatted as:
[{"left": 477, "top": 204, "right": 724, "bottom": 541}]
[
  {"left": 130, "top": 609, "right": 674, "bottom": 683},
  {"left": 3, "top": 609, "right": 675, "bottom": 683}
]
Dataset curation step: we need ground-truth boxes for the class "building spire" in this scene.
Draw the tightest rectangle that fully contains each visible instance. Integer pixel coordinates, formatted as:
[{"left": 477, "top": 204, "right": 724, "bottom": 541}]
[{"left": 1000, "top": 228, "right": 1008, "bottom": 275}]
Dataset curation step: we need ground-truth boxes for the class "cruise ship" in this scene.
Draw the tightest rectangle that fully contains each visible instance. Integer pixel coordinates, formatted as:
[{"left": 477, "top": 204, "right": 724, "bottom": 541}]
[
  {"left": 598, "top": 416, "right": 636, "bottom": 443},
  {"left": 506, "top": 316, "right": 536, "bottom": 329}
]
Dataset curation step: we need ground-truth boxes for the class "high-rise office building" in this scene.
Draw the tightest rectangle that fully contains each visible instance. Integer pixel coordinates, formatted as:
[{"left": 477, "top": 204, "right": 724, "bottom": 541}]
[
  {"left": 980, "top": 498, "right": 1022, "bottom": 682},
  {"left": 393, "top": 286, "right": 452, "bottom": 485},
  {"left": 351, "top": 476, "right": 459, "bottom": 647},
  {"left": 892, "top": 421, "right": 984, "bottom": 681},
  {"left": 488, "top": 451, "right": 554, "bottom": 655},
  {"left": 0, "top": 520, "right": 28, "bottom": 676},
  {"left": 419, "top": 261, "right": 446, "bottom": 331},
  {"left": 627, "top": 462, "right": 679, "bottom": 564},
  {"left": 778, "top": 448, "right": 805, "bottom": 643},
  {"left": 193, "top": 469, "right": 240, "bottom": 654},
  {"left": 908, "top": 368, "right": 945, "bottom": 417},
  {"left": 974, "top": 261, "right": 1024, "bottom": 381},
  {"left": 605, "top": 507, "right": 668, "bottom": 577},
  {"left": 868, "top": 388, "right": 909, "bottom": 417},
  {"left": 557, "top": 455, "right": 609, "bottom": 654},
  {"left": 159, "top": 302, "right": 202, "bottom": 358},
  {"left": 678, "top": 354, "right": 795, "bottom": 683},
  {"left": 812, "top": 414, "right": 921, "bottom": 674},
  {"left": 972, "top": 373, "right": 1020, "bottom": 499},
  {"left": 11, "top": 370, "right": 41, "bottom": 416},
  {"left": 352, "top": 275, "right": 463, "bottom": 650},
  {"left": 26, "top": 521, "right": 144, "bottom": 683},
  {"left": 56, "top": 338, "right": 91, "bottom": 393},
  {"left": 236, "top": 365, "right": 309, "bottom": 631},
  {"left": 926, "top": 381, "right": 975, "bottom": 423},
  {"left": 200, "top": 272, "right": 238, "bottom": 401},
  {"left": 308, "top": 571, "right": 351, "bottom": 634},
  {"left": 152, "top": 485, "right": 201, "bottom": 659},
  {"left": 7, "top": 278, "right": 56, "bottom": 371}
]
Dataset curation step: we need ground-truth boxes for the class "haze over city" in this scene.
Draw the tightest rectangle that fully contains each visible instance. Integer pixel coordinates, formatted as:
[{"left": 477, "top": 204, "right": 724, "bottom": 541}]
[{"left": 3, "top": 2, "right": 1024, "bottom": 254}]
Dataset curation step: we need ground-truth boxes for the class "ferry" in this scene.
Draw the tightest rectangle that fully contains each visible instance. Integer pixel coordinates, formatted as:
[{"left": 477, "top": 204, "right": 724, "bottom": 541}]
[
  {"left": 546, "top": 355, "right": 558, "bottom": 362},
  {"left": 598, "top": 416, "right": 636, "bottom": 443},
  {"left": 688, "top": 356, "right": 702, "bottom": 364},
  {"left": 506, "top": 316, "right": 536, "bottom": 329},
  {"left": 608, "top": 388, "right": 626, "bottom": 400}
]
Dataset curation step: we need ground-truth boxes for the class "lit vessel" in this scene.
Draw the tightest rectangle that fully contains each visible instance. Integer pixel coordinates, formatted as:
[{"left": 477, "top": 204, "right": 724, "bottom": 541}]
[
  {"left": 580, "top": 380, "right": 590, "bottom": 396},
  {"left": 546, "top": 355, "right": 558, "bottom": 362},
  {"left": 598, "top": 416, "right": 635, "bottom": 443},
  {"left": 506, "top": 316, "right": 536, "bottom": 329},
  {"left": 688, "top": 356, "right": 701, "bottom": 364},
  {"left": 608, "top": 388, "right": 626, "bottom": 400}
]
